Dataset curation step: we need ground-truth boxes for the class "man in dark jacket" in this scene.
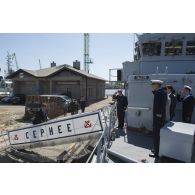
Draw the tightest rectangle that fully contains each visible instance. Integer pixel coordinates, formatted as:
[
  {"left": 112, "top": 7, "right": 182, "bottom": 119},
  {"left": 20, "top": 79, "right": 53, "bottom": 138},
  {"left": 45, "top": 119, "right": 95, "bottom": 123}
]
[
  {"left": 166, "top": 85, "right": 177, "bottom": 121},
  {"left": 178, "top": 85, "right": 194, "bottom": 123},
  {"left": 113, "top": 90, "right": 128, "bottom": 129},
  {"left": 80, "top": 96, "right": 86, "bottom": 113},
  {"left": 33, "top": 104, "right": 48, "bottom": 125},
  {"left": 150, "top": 80, "right": 167, "bottom": 158},
  {"left": 69, "top": 99, "right": 79, "bottom": 115}
]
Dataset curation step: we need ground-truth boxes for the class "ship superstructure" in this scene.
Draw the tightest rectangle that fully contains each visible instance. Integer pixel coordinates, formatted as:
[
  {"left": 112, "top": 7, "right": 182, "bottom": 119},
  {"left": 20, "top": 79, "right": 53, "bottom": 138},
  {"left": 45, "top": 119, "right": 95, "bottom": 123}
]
[{"left": 123, "top": 33, "right": 195, "bottom": 130}]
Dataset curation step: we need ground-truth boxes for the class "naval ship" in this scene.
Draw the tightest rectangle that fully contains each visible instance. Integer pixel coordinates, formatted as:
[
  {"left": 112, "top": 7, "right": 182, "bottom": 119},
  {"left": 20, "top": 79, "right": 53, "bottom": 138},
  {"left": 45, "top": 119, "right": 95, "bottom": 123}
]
[{"left": 106, "top": 33, "right": 195, "bottom": 163}]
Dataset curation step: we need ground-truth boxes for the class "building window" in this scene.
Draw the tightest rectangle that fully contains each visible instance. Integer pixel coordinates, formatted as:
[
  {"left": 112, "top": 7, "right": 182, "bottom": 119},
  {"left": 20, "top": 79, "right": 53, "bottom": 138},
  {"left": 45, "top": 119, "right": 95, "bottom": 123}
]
[
  {"left": 186, "top": 41, "right": 195, "bottom": 55},
  {"left": 165, "top": 40, "right": 183, "bottom": 56},
  {"left": 19, "top": 72, "right": 24, "bottom": 79},
  {"left": 142, "top": 42, "right": 161, "bottom": 56}
]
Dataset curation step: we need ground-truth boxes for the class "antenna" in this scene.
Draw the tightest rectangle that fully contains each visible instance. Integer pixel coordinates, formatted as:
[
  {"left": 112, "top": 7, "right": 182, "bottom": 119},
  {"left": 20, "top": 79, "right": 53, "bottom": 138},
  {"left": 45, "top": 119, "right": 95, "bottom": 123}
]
[
  {"left": 39, "top": 59, "right": 42, "bottom": 69},
  {"left": 84, "top": 33, "right": 93, "bottom": 73},
  {"left": 165, "top": 66, "right": 168, "bottom": 74},
  {"left": 156, "top": 66, "right": 159, "bottom": 74}
]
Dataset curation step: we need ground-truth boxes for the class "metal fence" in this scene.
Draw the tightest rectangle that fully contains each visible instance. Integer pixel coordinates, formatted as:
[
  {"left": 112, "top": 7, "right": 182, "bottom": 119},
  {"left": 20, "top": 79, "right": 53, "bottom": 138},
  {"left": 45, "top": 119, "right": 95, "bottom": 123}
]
[{"left": 86, "top": 103, "right": 118, "bottom": 163}]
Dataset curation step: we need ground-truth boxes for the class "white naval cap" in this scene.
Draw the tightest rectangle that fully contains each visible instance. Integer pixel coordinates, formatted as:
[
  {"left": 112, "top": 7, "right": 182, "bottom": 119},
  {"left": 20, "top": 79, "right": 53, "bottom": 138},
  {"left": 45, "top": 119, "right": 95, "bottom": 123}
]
[
  {"left": 151, "top": 80, "right": 164, "bottom": 84},
  {"left": 184, "top": 85, "right": 192, "bottom": 91}
]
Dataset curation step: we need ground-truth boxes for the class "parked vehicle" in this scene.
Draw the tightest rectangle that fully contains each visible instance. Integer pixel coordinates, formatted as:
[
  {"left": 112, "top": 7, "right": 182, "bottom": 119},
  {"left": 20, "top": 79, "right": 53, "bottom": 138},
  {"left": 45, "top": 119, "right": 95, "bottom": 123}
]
[
  {"left": 0, "top": 94, "right": 25, "bottom": 104},
  {"left": 25, "top": 95, "right": 75, "bottom": 120},
  {"left": 0, "top": 92, "right": 10, "bottom": 101},
  {"left": 1, "top": 96, "right": 12, "bottom": 103},
  {"left": 12, "top": 94, "right": 26, "bottom": 104}
]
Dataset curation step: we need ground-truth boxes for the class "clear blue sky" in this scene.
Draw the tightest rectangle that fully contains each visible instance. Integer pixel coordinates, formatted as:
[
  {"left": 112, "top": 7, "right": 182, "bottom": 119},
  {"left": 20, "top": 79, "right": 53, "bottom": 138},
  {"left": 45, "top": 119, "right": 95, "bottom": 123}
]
[{"left": 0, "top": 33, "right": 135, "bottom": 80}]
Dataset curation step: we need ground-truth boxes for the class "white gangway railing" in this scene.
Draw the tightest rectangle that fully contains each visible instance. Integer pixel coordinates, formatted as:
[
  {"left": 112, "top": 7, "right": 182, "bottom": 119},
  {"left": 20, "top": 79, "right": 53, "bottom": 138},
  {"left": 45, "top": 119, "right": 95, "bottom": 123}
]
[{"left": 86, "top": 103, "right": 118, "bottom": 163}]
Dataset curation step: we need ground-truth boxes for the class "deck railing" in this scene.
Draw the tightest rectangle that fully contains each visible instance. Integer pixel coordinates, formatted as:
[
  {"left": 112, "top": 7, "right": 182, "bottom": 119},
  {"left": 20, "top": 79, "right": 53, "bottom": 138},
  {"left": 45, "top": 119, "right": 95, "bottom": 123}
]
[{"left": 86, "top": 103, "right": 118, "bottom": 163}]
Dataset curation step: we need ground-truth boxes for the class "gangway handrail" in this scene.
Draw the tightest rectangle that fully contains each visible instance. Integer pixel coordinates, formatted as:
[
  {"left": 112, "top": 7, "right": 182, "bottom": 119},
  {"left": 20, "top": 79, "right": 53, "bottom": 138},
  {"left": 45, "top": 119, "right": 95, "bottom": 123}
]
[{"left": 86, "top": 102, "right": 118, "bottom": 163}]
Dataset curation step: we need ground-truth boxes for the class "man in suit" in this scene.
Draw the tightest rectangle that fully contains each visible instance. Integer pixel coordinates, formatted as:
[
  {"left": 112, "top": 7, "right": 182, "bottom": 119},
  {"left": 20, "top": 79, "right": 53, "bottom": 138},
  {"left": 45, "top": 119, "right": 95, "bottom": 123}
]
[
  {"left": 178, "top": 85, "right": 194, "bottom": 123},
  {"left": 113, "top": 90, "right": 128, "bottom": 129},
  {"left": 150, "top": 80, "right": 167, "bottom": 158}
]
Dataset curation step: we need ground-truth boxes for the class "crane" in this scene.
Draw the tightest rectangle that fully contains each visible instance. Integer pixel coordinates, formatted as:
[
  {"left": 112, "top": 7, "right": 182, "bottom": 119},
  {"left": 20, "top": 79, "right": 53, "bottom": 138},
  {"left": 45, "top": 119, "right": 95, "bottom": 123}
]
[
  {"left": 12, "top": 53, "right": 19, "bottom": 70},
  {"left": 84, "top": 33, "right": 93, "bottom": 73}
]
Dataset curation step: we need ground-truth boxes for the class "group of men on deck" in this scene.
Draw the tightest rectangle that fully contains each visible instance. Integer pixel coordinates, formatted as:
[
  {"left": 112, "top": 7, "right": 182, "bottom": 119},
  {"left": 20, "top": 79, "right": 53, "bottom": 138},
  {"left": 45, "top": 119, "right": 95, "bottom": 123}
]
[{"left": 113, "top": 80, "right": 195, "bottom": 159}]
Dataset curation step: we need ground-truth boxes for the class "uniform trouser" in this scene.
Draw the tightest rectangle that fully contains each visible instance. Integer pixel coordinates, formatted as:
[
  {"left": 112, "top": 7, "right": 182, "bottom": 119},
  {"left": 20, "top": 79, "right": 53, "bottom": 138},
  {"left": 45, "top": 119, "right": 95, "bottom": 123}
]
[
  {"left": 81, "top": 107, "right": 85, "bottom": 113},
  {"left": 117, "top": 109, "right": 125, "bottom": 128},
  {"left": 153, "top": 118, "right": 164, "bottom": 156},
  {"left": 182, "top": 114, "right": 192, "bottom": 123}
]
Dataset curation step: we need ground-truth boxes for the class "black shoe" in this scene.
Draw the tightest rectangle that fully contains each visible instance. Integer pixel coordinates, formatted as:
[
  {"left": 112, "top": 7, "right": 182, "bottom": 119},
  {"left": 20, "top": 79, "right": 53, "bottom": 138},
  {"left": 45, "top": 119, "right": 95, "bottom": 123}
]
[{"left": 149, "top": 153, "right": 159, "bottom": 158}]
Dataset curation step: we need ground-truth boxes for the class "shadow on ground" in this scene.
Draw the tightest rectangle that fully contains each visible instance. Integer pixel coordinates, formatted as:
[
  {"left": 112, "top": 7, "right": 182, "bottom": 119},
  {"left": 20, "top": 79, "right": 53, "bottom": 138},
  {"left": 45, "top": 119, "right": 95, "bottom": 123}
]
[{"left": 115, "top": 128, "right": 153, "bottom": 150}]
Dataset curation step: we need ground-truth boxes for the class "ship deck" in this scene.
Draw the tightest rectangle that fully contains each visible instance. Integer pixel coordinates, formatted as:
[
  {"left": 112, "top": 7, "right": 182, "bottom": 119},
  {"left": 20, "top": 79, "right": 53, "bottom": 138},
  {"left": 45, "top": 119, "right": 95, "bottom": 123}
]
[{"left": 108, "top": 129, "right": 182, "bottom": 163}]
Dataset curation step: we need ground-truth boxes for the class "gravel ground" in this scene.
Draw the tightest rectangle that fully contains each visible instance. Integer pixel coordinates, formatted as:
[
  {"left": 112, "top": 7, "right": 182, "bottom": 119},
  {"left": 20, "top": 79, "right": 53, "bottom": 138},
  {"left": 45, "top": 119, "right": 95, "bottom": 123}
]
[
  {"left": 0, "top": 104, "right": 28, "bottom": 132},
  {"left": 0, "top": 97, "right": 112, "bottom": 132}
]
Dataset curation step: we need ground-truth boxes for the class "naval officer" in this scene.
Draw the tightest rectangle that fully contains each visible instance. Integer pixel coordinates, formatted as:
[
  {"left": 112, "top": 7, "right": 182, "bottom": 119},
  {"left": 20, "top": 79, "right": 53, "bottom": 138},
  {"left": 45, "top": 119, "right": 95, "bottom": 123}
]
[
  {"left": 150, "top": 80, "right": 167, "bottom": 158},
  {"left": 113, "top": 89, "right": 128, "bottom": 129},
  {"left": 178, "top": 85, "right": 194, "bottom": 123}
]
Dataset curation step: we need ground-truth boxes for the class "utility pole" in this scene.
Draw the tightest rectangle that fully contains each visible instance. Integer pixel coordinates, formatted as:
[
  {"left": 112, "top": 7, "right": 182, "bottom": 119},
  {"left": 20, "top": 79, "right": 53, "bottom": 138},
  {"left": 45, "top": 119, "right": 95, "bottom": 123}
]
[
  {"left": 12, "top": 53, "right": 19, "bottom": 70},
  {"left": 84, "top": 33, "right": 93, "bottom": 73},
  {"left": 39, "top": 59, "right": 42, "bottom": 69}
]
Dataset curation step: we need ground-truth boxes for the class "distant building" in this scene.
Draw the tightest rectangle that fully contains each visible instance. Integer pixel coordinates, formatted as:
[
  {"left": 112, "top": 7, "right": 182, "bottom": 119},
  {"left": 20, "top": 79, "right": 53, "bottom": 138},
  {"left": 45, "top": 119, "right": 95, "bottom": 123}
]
[{"left": 7, "top": 62, "right": 106, "bottom": 101}]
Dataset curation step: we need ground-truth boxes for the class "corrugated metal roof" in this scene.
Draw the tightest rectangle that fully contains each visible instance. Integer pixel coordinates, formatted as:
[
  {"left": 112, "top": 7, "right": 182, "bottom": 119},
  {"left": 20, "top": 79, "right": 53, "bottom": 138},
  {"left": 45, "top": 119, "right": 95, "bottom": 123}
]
[{"left": 9, "top": 64, "right": 106, "bottom": 81}]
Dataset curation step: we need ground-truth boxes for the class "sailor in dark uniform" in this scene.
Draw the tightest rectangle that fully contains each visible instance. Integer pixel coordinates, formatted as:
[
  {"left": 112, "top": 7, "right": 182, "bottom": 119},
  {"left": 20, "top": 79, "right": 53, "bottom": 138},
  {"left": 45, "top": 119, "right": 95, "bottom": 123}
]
[
  {"left": 149, "top": 80, "right": 167, "bottom": 158},
  {"left": 177, "top": 85, "right": 194, "bottom": 123},
  {"left": 113, "top": 90, "right": 128, "bottom": 129}
]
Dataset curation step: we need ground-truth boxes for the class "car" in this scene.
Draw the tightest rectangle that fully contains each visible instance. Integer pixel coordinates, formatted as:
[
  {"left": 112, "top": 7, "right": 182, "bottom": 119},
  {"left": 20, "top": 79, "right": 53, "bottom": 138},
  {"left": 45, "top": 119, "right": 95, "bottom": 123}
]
[
  {"left": 1, "top": 96, "right": 13, "bottom": 103},
  {"left": 11, "top": 94, "right": 26, "bottom": 104},
  {"left": 25, "top": 95, "right": 75, "bottom": 120},
  {"left": 0, "top": 94, "right": 25, "bottom": 104},
  {"left": 0, "top": 92, "right": 10, "bottom": 101},
  {"left": 11, "top": 96, "right": 22, "bottom": 104}
]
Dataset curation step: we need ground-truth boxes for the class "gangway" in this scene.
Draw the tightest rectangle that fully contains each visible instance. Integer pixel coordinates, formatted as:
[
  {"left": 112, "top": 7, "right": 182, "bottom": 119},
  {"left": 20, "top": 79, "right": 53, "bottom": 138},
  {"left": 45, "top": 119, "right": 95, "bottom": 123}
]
[
  {"left": 0, "top": 103, "right": 127, "bottom": 162},
  {"left": 0, "top": 102, "right": 140, "bottom": 163}
]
